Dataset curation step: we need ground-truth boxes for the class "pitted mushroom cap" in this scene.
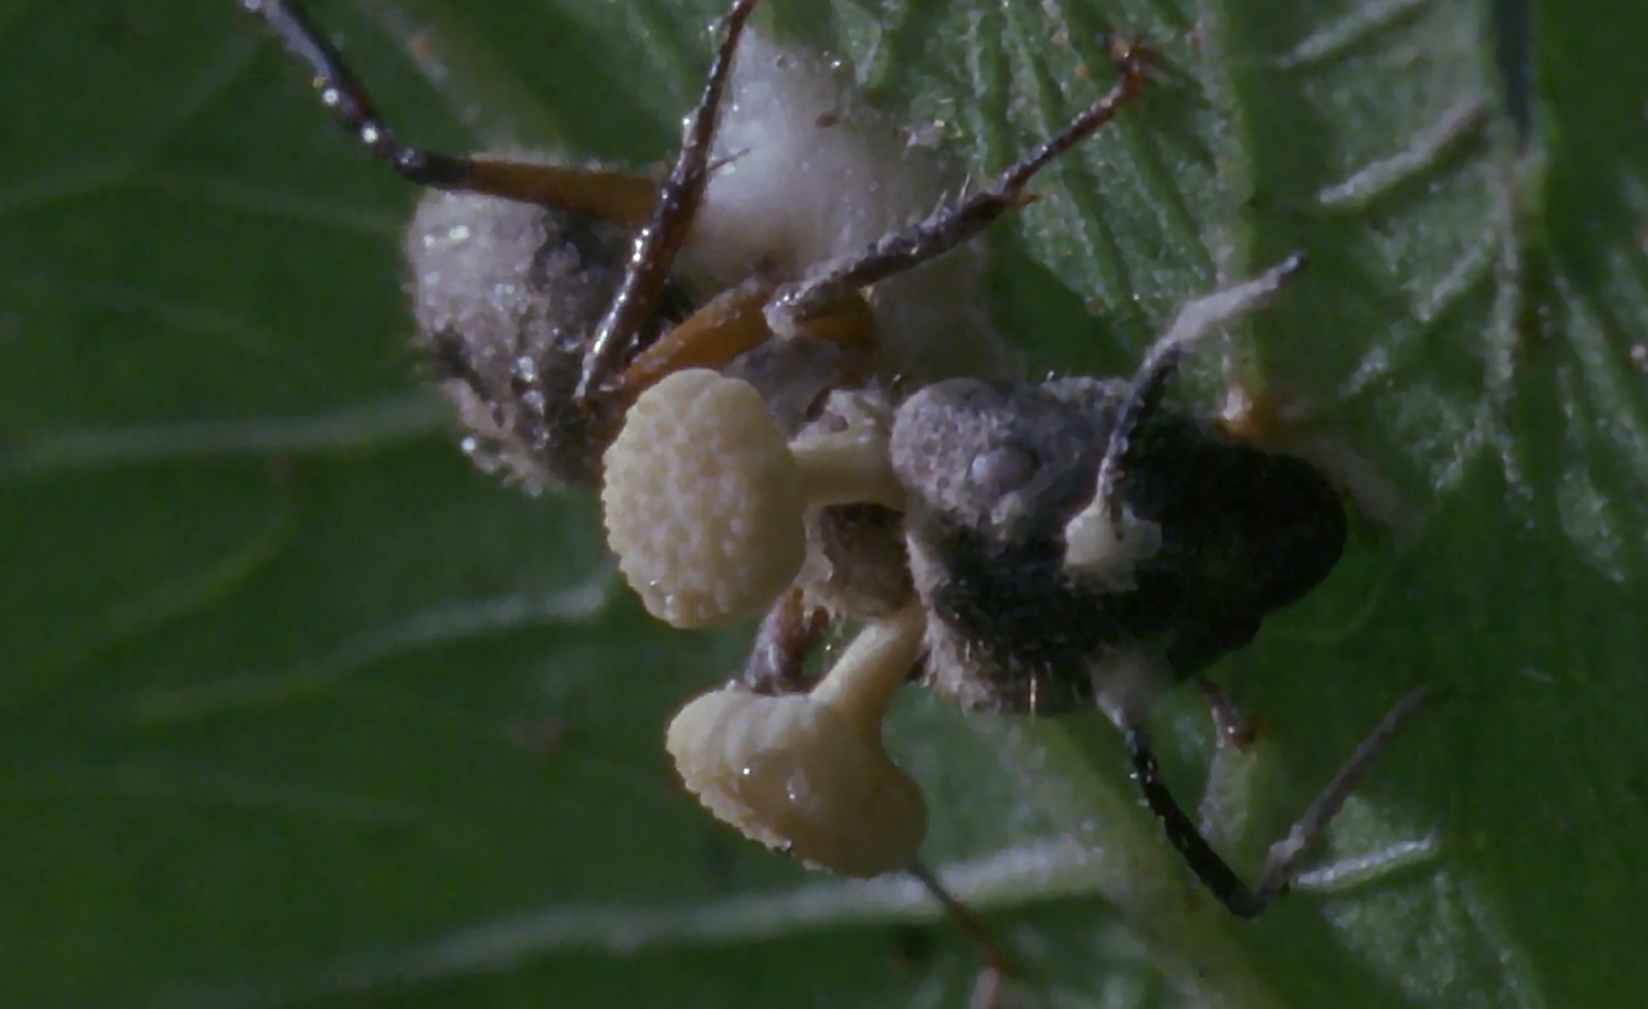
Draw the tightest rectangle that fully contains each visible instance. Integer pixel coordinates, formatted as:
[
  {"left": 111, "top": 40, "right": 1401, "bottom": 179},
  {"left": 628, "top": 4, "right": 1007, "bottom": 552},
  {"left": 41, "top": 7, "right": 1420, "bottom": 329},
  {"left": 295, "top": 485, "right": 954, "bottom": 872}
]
[
  {"left": 666, "top": 684, "right": 927, "bottom": 878},
  {"left": 601, "top": 369, "right": 807, "bottom": 627}
]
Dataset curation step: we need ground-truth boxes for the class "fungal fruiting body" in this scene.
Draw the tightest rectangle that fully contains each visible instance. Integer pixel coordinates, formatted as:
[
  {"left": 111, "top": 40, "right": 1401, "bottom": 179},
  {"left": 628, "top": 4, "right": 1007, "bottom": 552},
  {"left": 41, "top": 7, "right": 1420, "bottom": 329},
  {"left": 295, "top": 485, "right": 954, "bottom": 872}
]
[
  {"left": 600, "top": 368, "right": 902, "bottom": 628},
  {"left": 666, "top": 603, "right": 928, "bottom": 878}
]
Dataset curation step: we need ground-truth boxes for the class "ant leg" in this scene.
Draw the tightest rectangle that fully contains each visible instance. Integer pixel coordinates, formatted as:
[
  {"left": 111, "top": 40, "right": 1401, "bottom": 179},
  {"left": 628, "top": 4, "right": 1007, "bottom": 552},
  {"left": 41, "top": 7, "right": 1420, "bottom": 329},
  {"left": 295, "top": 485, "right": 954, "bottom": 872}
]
[
  {"left": 1254, "top": 686, "right": 1431, "bottom": 896},
  {"left": 905, "top": 861, "right": 1019, "bottom": 991},
  {"left": 607, "top": 282, "right": 877, "bottom": 402},
  {"left": 741, "top": 589, "right": 830, "bottom": 696},
  {"left": 577, "top": 0, "right": 763, "bottom": 400},
  {"left": 1124, "top": 725, "right": 1267, "bottom": 917},
  {"left": 1124, "top": 686, "right": 1430, "bottom": 918},
  {"left": 242, "top": 0, "right": 659, "bottom": 222},
  {"left": 766, "top": 38, "right": 1149, "bottom": 337}
]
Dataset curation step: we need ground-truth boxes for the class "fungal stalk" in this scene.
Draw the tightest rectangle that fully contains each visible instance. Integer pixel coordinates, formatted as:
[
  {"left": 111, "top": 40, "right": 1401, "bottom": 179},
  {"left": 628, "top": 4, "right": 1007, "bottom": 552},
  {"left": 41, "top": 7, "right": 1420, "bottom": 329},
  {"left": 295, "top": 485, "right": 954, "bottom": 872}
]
[{"left": 665, "top": 603, "right": 928, "bottom": 878}]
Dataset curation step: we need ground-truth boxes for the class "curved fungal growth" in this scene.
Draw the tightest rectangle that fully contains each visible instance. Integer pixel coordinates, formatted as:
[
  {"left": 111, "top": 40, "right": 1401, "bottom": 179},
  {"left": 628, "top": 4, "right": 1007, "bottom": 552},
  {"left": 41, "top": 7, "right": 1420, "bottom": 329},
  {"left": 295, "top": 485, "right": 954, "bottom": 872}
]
[{"left": 665, "top": 604, "right": 928, "bottom": 877}]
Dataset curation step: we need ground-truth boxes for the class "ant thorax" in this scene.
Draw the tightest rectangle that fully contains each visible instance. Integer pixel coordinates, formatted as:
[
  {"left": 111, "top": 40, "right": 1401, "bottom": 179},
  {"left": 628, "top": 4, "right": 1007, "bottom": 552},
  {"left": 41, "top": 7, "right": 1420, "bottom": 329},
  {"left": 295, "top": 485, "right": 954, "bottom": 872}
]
[{"left": 404, "top": 29, "right": 1010, "bottom": 495}]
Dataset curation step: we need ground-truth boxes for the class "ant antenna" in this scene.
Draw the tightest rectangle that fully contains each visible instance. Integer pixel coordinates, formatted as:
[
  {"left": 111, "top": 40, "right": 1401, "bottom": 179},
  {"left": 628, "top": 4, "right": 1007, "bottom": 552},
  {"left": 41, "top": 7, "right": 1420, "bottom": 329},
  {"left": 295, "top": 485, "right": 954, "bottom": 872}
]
[
  {"left": 244, "top": 0, "right": 478, "bottom": 189},
  {"left": 242, "top": 0, "right": 661, "bottom": 217},
  {"left": 1125, "top": 685, "right": 1430, "bottom": 917},
  {"left": 1091, "top": 254, "right": 1308, "bottom": 525}
]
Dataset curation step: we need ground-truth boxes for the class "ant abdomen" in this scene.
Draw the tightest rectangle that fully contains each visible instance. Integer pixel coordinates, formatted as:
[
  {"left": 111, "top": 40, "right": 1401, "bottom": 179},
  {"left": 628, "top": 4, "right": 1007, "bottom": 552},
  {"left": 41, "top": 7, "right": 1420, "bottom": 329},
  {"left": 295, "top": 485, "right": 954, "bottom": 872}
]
[{"left": 405, "top": 163, "right": 690, "bottom": 492}]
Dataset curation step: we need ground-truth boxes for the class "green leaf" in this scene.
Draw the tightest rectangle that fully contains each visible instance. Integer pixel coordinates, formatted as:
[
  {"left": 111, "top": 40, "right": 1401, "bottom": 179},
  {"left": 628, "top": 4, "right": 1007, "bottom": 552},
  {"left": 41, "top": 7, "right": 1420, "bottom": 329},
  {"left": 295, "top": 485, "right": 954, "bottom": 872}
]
[{"left": 4, "top": 0, "right": 1646, "bottom": 1007}]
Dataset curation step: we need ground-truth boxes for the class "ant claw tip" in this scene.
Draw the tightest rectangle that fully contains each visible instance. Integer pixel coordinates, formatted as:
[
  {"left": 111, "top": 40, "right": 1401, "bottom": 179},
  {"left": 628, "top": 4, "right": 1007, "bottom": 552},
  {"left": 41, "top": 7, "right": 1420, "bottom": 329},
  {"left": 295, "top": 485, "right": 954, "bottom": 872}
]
[{"left": 1099, "top": 32, "right": 1159, "bottom": 77}]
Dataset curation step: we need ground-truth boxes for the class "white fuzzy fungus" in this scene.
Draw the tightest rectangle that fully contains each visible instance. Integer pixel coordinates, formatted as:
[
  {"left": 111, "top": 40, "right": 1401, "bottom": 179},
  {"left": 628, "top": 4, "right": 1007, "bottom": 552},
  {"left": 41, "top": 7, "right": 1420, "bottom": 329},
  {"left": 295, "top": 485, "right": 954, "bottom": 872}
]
[{"left": 689, "top": 32, "right": 1017, "bottom": 384}]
